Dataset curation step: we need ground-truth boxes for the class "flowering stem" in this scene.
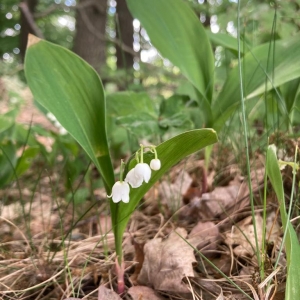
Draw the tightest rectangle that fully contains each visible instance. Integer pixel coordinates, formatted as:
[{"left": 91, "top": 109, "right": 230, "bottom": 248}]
[
  {"left": 119, "top": 159, "right": 125, "bottom": 181},
  {"left": 152, "top": 146, "right": 158, "bottom": 159},
  {"left": 115, "top": 159, "right": 125, "bottom": 290},
  {"left": 144, "top": 145, "right": 158, "bottom": 159},
  {"left": 140, "top": 144, "right": 144, "bottom": 163},
  {"left": 135, "top": 151, "right": 140, "bottom": 163}
]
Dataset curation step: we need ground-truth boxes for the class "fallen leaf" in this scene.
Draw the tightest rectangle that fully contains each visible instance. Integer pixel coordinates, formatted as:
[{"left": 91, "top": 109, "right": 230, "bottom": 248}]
[
  {"left": 188, "top": 221, "right": 219, "bottom": 252},
  {"left": 98, "top": 285, "right": 122, "bottom": 300},
  {"left": 128, "top": 286, "right": 165, "bottom": 300},
  {"left": 224, "top": 214, "right": 281, "bottom": 257},
  {"left": 225, "top": 215, "right": 262, "bottom": 257},
  {"left": 138, "top": 228, "right": 195, "bottom": 292},
  {"left": 210, "top": 254, "right": 233, "bottom": 276},
  {"left": 130, "top": 240, "right": 145, "bottom": 285},
  {"left": 159, "top": 171, "right": 192, "bottom": 209},
  {"left": 200, "top": 185, "right": 241, "bottom": 218},
  {"left": 200, "top": 166, "right": 265, "bottom": 219}
]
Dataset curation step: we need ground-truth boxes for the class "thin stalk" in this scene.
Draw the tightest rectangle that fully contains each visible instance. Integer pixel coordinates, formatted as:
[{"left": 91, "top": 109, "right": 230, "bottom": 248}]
[
  {"left": 261, "top": 144, "right": 269, "bottom": 281},
  {"left": 237, "top": 0, "right": 261, "bottom": 272}
]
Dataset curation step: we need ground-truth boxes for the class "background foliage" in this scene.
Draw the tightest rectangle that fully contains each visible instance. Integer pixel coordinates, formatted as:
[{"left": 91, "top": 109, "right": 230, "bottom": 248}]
[{"left": 1, "top": 0, "right": 300, "bottom": 199}]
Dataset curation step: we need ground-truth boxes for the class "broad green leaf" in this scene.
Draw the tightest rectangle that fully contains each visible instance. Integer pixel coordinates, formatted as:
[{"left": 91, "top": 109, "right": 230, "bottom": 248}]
[
  {"left": 213, "top": 35, "right": 300, "bottom": 132},
  {"left": 280, "top": 78, "right": 300, "bottom": 126},
  {"left": 280, "top": 78, "right": 300, "bottom": 114},
  {"left": 267, "top": 145, "right": 300, "bottom": 300},
  {"left": 112, "top": 129, "right": 218, "bottom": 256},
  {"left": 107, "top": 92, "right": 160, "bottom": 138},
  {"left": 106, "top": 92, "right": 157, "bottom": 118},
  {"left": 206, "top": 31, "right": 244, "bottom": 54},
  {"left": 126, "top": 0, "right": 215, "bottom": 103},
  {"left": 176, "top": 80, "right": 200, "bottom": 101},
  {"left": 24, "top": 35, "right": 114, "bottom": 191},
  {"left": 116, "top": 113, "right": 160, "bottom": 137},
  {"left": 291, "top": 93, "right": 300, "bottom": 125},
  {"left": 159, "top": 95, "right": 194, "bottom": 130}
]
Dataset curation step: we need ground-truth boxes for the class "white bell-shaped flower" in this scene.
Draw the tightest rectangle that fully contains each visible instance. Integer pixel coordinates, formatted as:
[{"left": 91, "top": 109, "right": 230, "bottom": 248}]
[
  {"left": 134, "top": 163, "right": 151, "bottom": 183},
  {"left": 125, "top": 168, "right": 143, "bottom": 188},
  {"left": 107, "top": 181, "right": 130, "bottom": 203},
  {"left": 150, "top": 159, "right": 161, "bottom": 171}
]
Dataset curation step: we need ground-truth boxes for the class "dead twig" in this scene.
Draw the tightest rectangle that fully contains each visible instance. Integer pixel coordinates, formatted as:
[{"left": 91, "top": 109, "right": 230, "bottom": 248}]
[{"left": 19, "top": 1, "right": 44, "bottom": 39}]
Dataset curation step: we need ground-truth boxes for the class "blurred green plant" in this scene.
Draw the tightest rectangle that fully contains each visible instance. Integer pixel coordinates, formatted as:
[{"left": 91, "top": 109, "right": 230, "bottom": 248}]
[
  {"left": 0, "top": 109, "right": 40, "bottom": 188},
  {"left": 126, "top": 0, "right": 300, "bottom": 133},
  {"left": 0, "top": 101, "right": 90, "bottom": 192},
  {"left": 106, "top": 91, "right": 195, "bottom": 157}
]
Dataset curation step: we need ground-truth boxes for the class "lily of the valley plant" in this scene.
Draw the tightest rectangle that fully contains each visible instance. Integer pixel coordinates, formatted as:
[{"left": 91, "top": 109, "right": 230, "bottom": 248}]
[
  {"left": 107, "top": 145, "right": 162, "bottom": 291},
  {"left": 24, "top": 35, "right": 218, "bottom": 295}
]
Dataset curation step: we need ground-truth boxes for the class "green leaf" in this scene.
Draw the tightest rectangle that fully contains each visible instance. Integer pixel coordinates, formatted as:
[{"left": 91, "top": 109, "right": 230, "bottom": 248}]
[
  {"left": 159, "top": 95, "right": 194, "bottom": 130},
  {"left": 107, "top": 92, "right": 160, "bottom": 138},
  {"left": 280, "top": 78, "right": 300, "bottom": 114},
  {"left": 266, "top": 145, "right": 300, "bottom": 300},
  {"left": 24, "top": 35, "right": 114, "bottom": 191},
  {"left": 280, "top": 78, "right": 300, "bottom": 126},
  {"left": 206, "top": 31, "right": 244, "bottom": 54},
  {"left": 126, "top": 0, "right": 215, "bottom": 103},
  {"left": 116, "top": 113, "right": 160, "bottom": 137},
  {"left": 112, "top": 129, "right": 218, "bottom": 257},
  {"left": 15, "top": 146, "right": 40, "bottom": 176},
  {"left": 106, "top": 91, "right": 157, "bottom": 118},
  {"left": 213, "top": 35, "right": 300, "bottom": 131},
  {"left": 0, "top": 141, "right": 17, "bottom": 188},
  {"left": 0, "top": 115, "right": 14, "bottom": 135}
]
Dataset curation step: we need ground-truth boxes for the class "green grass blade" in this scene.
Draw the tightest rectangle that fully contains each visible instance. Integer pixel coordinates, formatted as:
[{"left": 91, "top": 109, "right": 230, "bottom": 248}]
[
  {"left": 24, "top": 35, "right": 114, "bottom": 191},
  {"left": 266, "top": 145, "right": 300, "bottom": 299},
  {"left": 126, "top": 0, "right": 215, "bottom": 104},
  {"left": 112, "top": 129, "right": 218, "bottom": 259}
]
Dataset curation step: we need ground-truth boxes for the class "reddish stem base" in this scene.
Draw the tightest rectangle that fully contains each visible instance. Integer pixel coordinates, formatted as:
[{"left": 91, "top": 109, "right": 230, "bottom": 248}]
[{"left": 115, "top": 258, "right": 125, "bottom": 294}]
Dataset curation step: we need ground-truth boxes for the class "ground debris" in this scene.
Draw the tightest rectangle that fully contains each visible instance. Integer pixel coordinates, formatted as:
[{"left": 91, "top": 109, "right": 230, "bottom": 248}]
[
  {"left": 128, "top": 285, "right": 165, "bottom": 300},
  {"left": 138, "top": 227, "right": 195, "bottom": 293}
]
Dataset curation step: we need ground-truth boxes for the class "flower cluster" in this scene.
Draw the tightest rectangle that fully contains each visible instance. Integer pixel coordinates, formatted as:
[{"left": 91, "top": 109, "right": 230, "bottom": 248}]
[{"left": 107, "top": 145, "right": 161, "bottom": 203}]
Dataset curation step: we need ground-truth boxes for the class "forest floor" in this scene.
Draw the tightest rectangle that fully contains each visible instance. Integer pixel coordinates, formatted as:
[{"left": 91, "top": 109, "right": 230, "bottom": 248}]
[{"left": 0, "top": 80, "right": 293, "bottom": 300}]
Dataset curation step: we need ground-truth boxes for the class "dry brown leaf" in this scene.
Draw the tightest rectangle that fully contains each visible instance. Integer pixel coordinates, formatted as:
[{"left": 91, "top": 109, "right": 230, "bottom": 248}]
[
  {"left": 159, "top": 171, "right": 192, "bottom": 209},
  {"left": 210, "top": 254, "right": 233, "bottom": 276},
  {"left": 225, "top": 215, "right": 262, "bottom": 257},
  {"left": 138, "top": 228, "right": 195, "bottom": 293},
  {"left": 200, "top": 185, "right": 241, "bottom": 218},
  {"left": 188, "top": 221, "right": 219, "bottom": 252},
  {"left": 224, "top": 214, "right": 281, "bottom": 257},
  {"left": 98, "top": 285, "right": 122, "bottom": 300},
  {"left": 200, "top": 166, "right": 265, "bottom": 219},
  {"left": 130, "top": 240, "right": 145, "bottom": 284},
  {"left": 128, "top": 286, "right": 165, "bottom": 300}
]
